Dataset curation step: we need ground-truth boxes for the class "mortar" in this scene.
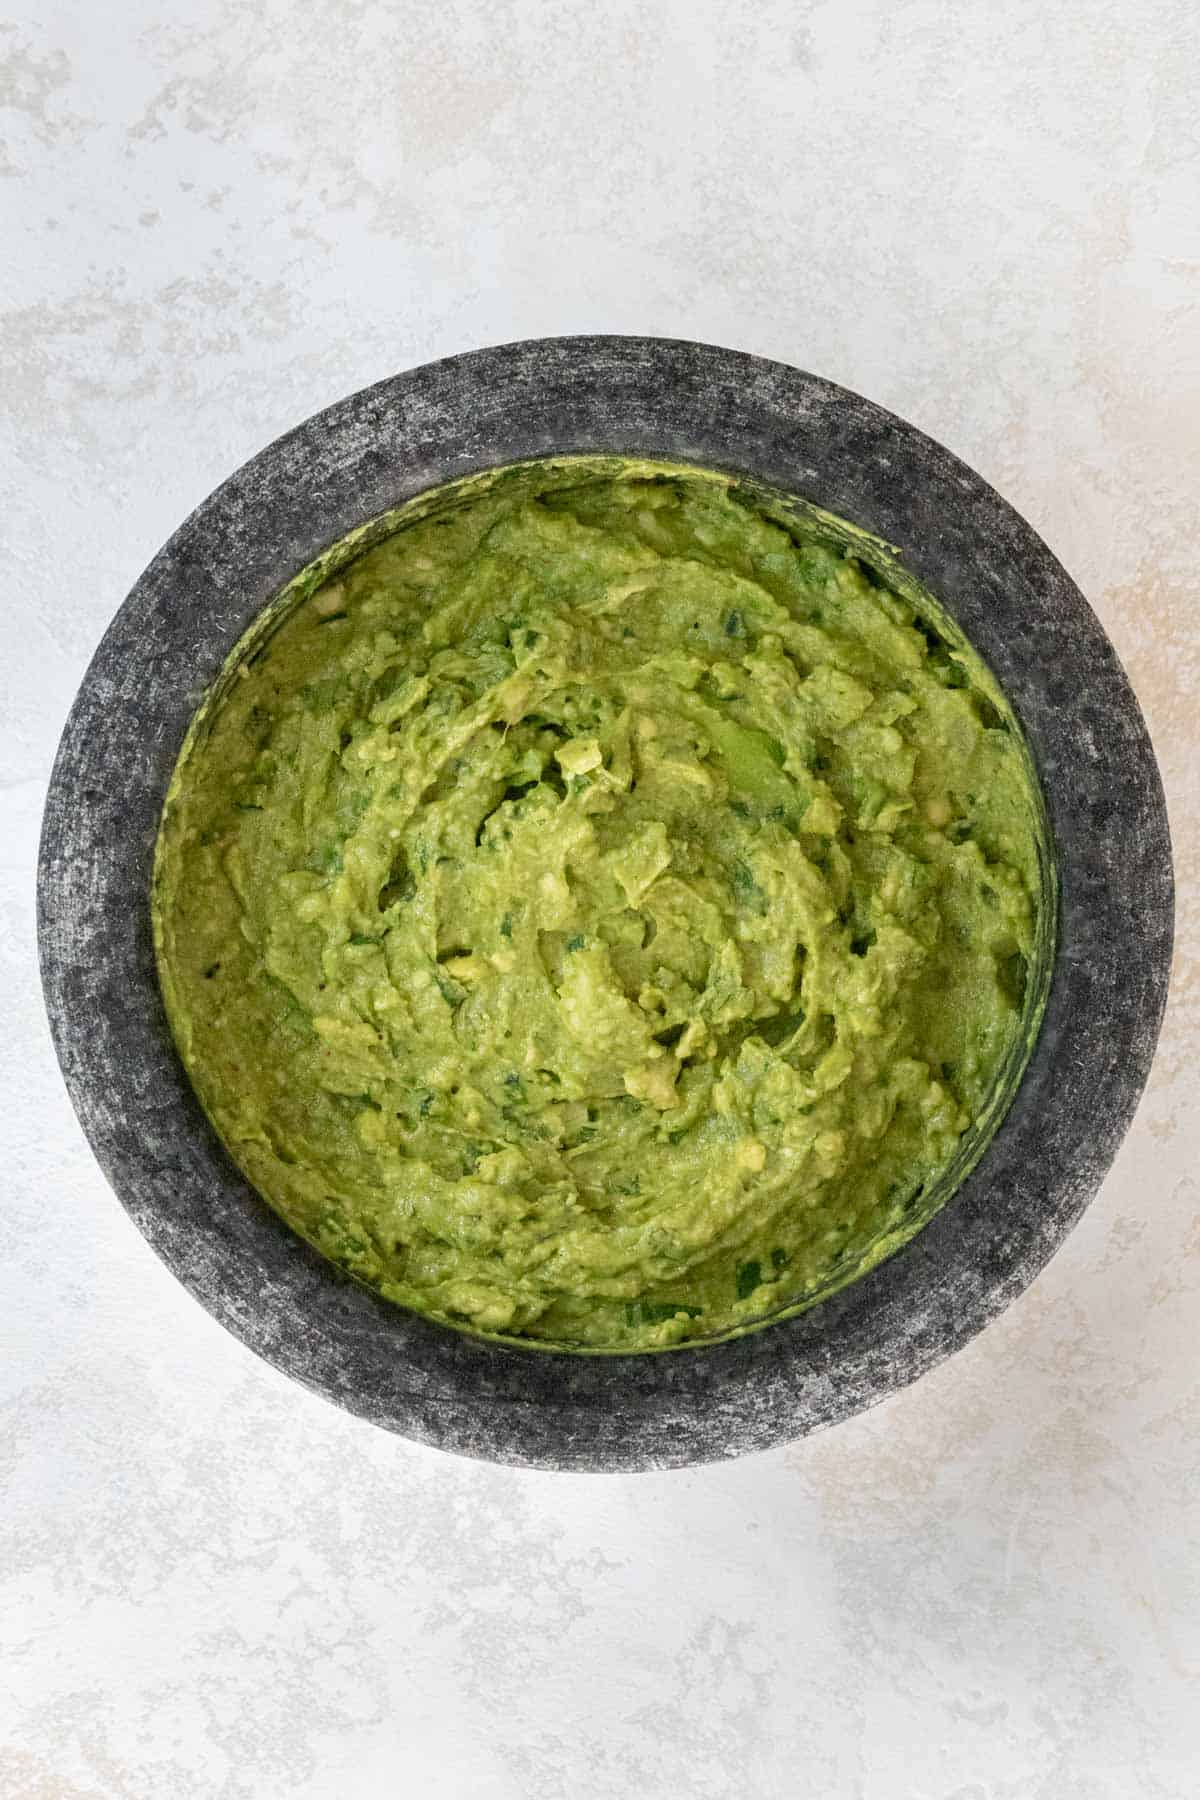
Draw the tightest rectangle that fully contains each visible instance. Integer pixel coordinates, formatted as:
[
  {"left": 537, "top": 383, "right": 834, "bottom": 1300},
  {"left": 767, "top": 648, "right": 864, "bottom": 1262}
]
[{"left": 38, "top": 338, "right": 1173, "bottom": 1470}]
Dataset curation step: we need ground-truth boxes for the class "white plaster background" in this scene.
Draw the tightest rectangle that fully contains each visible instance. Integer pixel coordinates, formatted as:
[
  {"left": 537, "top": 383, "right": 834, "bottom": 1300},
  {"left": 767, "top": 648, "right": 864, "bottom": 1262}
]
[{"left": 2, "top": 1, "right": 1198, "bottom": 1794}]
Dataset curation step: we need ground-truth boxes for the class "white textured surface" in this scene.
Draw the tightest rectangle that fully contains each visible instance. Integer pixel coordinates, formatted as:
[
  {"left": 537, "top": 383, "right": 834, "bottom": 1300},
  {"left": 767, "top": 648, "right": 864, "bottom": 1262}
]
[{"left": 3, "top": 1, "right": 1198, "bottom": 1793}]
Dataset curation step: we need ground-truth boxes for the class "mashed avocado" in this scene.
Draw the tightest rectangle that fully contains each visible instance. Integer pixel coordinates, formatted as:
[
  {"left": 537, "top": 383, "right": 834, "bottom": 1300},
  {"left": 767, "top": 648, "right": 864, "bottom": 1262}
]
[{"left": 154, "top": 460, "right": 1049, "bottom": 1350}]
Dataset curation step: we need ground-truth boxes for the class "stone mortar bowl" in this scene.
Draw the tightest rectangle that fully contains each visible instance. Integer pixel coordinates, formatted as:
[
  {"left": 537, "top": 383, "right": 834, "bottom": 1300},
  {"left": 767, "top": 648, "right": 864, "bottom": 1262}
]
[{"left": 38, "top": 337, "right": 1173, "bottom": 1472}]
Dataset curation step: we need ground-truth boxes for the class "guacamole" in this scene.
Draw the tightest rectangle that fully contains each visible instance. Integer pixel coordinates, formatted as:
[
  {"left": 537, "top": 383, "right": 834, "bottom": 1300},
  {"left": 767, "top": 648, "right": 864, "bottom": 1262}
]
[{"left": 154, "top": 460, "right": 1048, "bottom": 1350}]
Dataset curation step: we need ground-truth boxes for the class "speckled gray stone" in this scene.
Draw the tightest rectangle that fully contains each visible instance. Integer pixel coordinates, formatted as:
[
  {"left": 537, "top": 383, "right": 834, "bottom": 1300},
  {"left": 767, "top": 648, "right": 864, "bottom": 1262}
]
[{"left": 37, "top": 337, "right": 1173, "bottom": 1472}]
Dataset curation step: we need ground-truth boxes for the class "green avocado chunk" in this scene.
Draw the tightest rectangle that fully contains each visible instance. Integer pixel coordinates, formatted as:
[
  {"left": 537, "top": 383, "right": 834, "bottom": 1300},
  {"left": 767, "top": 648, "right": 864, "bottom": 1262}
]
[{"left": 153, "top": 460, "right": 1048, "bottom": 1350}]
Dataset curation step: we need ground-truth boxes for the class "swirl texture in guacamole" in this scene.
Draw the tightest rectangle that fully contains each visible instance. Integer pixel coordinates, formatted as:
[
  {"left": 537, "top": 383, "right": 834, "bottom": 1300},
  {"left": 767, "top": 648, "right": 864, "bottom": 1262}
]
[{"left": 154, "top": 461, "right": 1047, "bottom": 1349}]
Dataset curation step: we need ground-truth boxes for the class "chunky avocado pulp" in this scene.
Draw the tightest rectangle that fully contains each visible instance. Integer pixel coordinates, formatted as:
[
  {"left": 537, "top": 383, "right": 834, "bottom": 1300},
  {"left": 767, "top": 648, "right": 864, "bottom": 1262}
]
[{"left": 154, "top": 460, "right": 1048, "bottom": 1350}]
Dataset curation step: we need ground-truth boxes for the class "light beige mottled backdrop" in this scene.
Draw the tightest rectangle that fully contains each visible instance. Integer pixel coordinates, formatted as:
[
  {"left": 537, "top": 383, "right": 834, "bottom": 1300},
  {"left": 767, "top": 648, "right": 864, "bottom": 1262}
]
[{"left": 2, "top": 2, "right": 1197, "bottom": 1796}]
